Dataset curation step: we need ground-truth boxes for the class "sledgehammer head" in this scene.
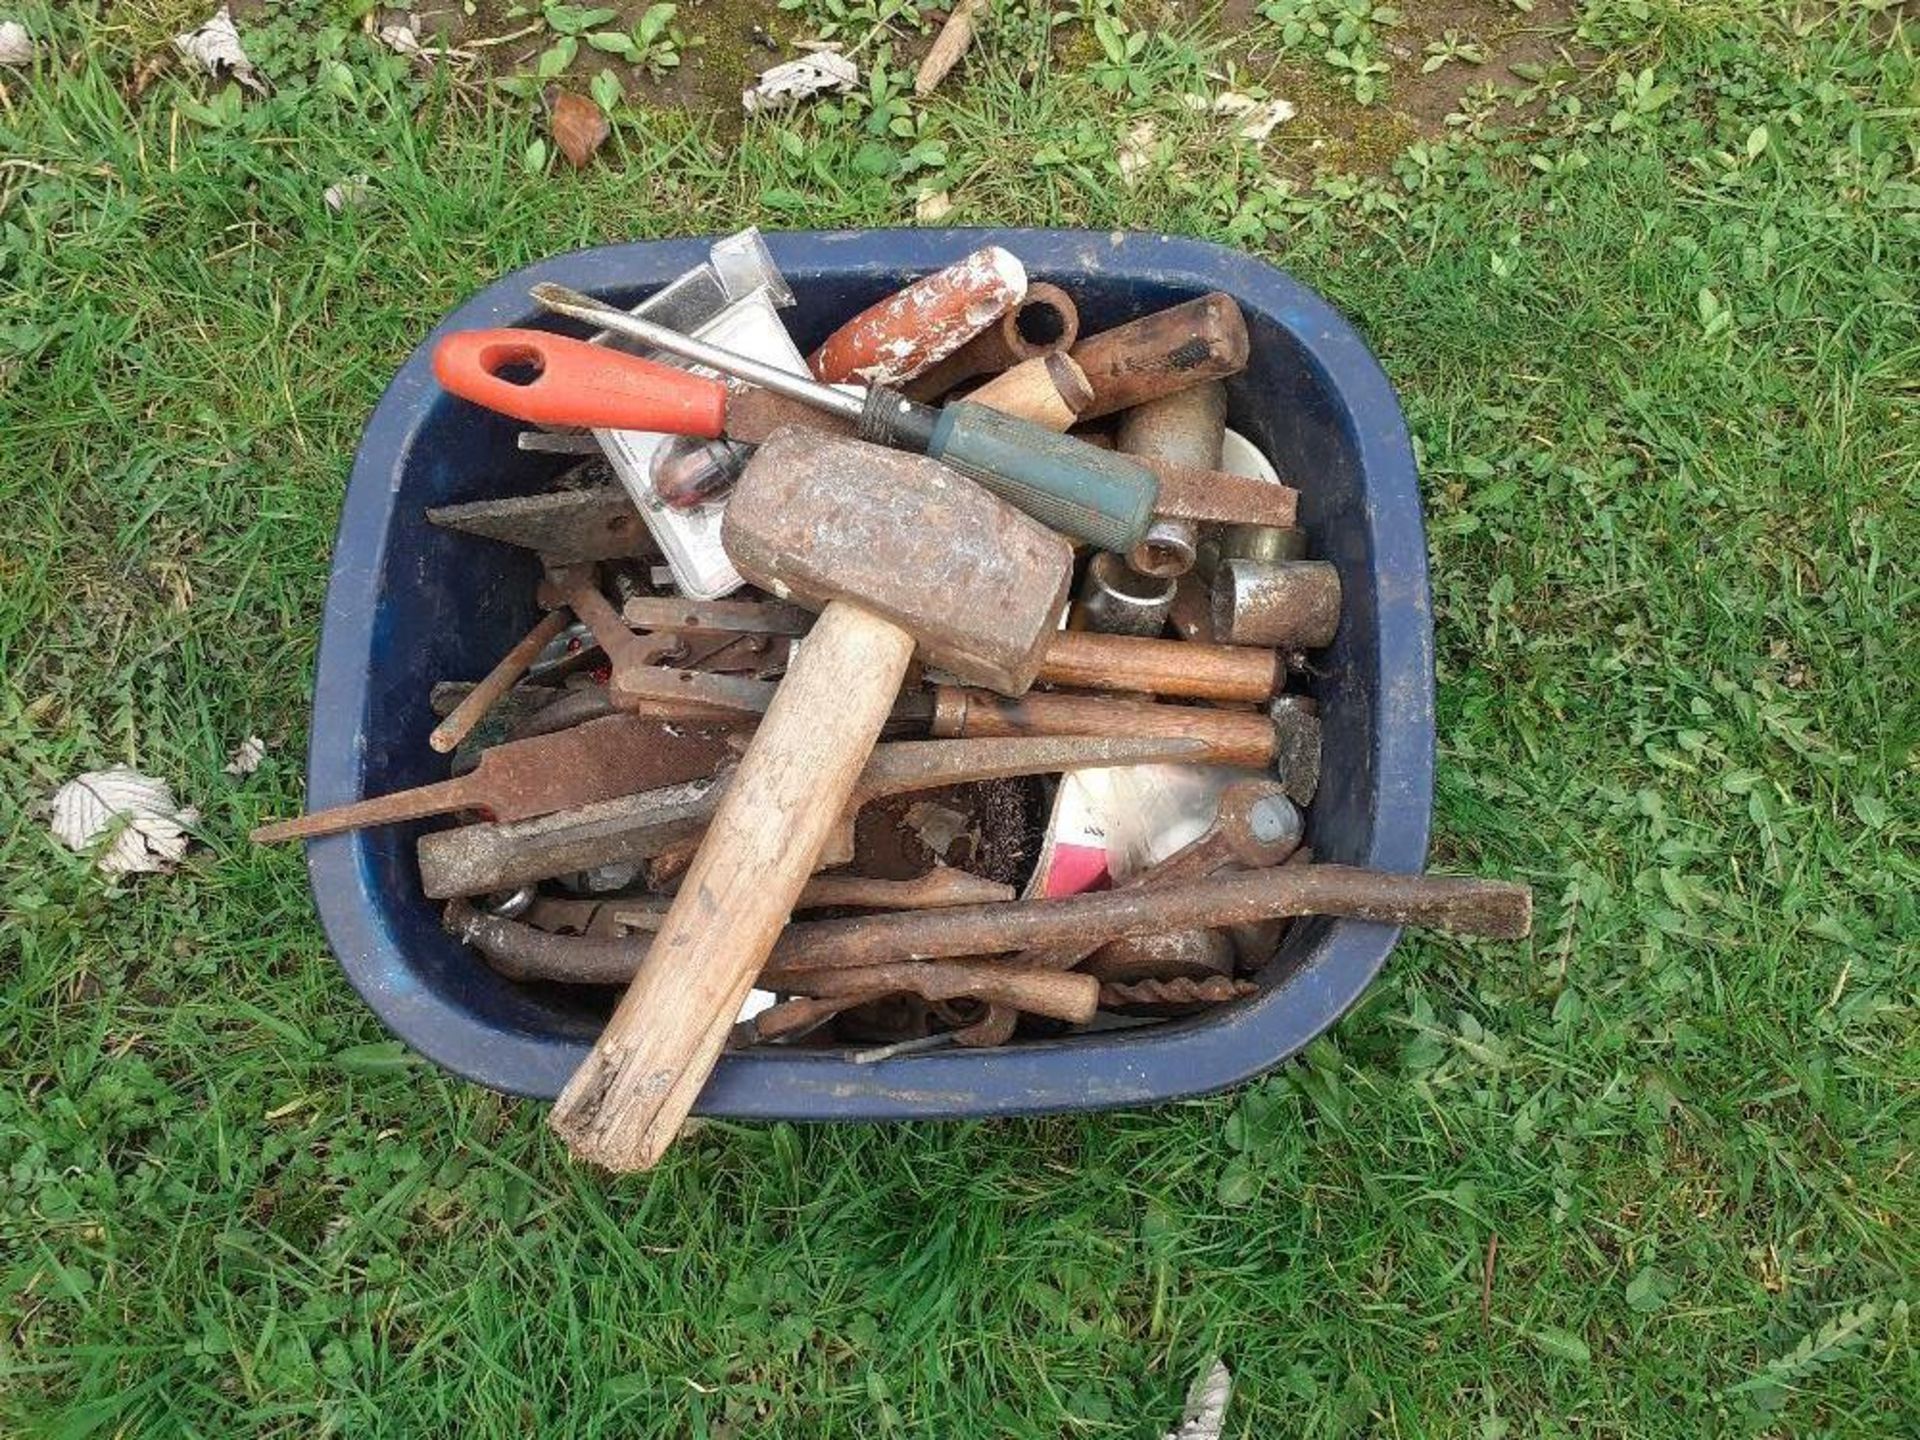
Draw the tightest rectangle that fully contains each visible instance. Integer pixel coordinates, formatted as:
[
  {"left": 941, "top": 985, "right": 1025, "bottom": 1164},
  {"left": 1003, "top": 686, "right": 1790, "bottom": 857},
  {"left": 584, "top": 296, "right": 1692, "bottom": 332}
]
[{"left": 722, "top": 428, "right": 1073, "bottom": 694}]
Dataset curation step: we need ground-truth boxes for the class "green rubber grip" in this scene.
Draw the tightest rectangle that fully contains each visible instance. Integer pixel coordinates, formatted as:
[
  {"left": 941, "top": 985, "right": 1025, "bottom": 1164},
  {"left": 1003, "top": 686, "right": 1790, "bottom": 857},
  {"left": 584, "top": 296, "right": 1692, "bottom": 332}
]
[{"left": 927, "top": 402, "right": 1158, "bottom": 552}]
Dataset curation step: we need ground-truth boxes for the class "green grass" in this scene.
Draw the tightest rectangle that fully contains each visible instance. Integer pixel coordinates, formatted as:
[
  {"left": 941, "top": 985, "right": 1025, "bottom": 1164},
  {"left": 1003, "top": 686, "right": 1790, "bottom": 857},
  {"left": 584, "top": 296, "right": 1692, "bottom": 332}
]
[{"left": 2, "top": 1, "right": 1916, "bottom": 1434}]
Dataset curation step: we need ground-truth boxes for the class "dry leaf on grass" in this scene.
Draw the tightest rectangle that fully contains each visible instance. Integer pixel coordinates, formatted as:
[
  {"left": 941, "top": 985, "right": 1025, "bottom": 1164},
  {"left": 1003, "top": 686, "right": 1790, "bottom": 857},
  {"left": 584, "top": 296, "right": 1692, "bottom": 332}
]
[
  {"left": 224, "top": 736, "right": 267, "bottom": 776},
  {"left": 379, "top": 23, "right": 424, "bottom": 57},
  {"left": 0, "top": 20, "right": 33, "bottom": 66},
  {"left": 914, "top": 189, "right": 953, "bottom": 223},
  {"left": 49, "top": 766, "right": 199, "bottom": 876},
  {"left": 1182, "top": 92, "right": 1297, "bottom": 142},
  {"left": 1164, "top": 1357, "right": 1232, "bottom": 1440},
  {"left": 324, "top": 175, "right": 372, "bottom": 213},
  {"left": 174, "top": 6, "right": 266, "bottom": 95},
  {"left": 742, "top": 50, "right": 856, "bottom": 115},
  {"left": 550, "top": 90, "right": 610, "bottom": 169},
  {"left": 1118, "top": 120, "right": 1159, "bottom": 184}
]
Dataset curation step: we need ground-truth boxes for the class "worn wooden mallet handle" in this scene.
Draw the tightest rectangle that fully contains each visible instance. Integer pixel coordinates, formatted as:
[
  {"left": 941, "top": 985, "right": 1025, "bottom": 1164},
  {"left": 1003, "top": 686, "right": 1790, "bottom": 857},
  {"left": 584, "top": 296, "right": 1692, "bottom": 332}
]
[{"left": 547, "top": 602, "right": 915, "bottom": 1169}]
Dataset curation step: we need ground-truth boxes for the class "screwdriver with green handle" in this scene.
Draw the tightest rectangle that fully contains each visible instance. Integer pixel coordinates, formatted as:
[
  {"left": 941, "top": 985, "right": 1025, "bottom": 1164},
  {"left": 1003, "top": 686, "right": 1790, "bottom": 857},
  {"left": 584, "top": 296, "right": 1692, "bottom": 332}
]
[{"left": 449, "top": 281, "right": 1160, "bottom": 553}]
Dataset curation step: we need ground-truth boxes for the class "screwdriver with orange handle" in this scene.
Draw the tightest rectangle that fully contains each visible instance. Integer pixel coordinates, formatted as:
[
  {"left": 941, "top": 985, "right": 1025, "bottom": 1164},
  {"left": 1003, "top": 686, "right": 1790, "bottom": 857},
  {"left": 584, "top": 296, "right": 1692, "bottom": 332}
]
[{"left": 432, "top": 282, "right": 1161, "bottom": 552}]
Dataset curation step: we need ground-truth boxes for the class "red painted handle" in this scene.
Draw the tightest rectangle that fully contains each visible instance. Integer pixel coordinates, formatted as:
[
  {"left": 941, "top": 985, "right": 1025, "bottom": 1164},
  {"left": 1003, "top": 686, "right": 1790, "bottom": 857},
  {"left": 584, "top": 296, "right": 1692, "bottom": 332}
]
[{"left": 433, "top": 329, "right": 729, "bottom": 436}]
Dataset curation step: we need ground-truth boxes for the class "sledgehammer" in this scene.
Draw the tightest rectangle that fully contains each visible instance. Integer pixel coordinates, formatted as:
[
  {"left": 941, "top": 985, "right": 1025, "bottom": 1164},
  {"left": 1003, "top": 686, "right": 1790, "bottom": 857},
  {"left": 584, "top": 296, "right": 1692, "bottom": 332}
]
[{"left": 546, "top": 428, "right": 1076, "bottom": 1170}]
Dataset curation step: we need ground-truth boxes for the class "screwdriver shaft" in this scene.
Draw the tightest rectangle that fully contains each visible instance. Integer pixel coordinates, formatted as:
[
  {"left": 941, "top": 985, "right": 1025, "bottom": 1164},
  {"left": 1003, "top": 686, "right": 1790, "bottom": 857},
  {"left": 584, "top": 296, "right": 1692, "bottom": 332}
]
[{"left": 531, "top": 283, "right": 866, "bottom": 423}]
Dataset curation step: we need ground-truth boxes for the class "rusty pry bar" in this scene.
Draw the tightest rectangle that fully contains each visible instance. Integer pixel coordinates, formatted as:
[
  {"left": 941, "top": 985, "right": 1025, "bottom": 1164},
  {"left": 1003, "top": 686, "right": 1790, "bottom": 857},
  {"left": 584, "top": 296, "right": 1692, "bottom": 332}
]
[
  {"left": 955, "top": 778, "right": 1301, "bottom": 1047},
  {"left": 450, "top": 865, "right": 1531, "bottom": 990},
  {"left": 768, "top": 866, "right": 1534, "bottom": 978},
  {"left": 445, "top": 864, "right": 1532, "bottom": 989}
]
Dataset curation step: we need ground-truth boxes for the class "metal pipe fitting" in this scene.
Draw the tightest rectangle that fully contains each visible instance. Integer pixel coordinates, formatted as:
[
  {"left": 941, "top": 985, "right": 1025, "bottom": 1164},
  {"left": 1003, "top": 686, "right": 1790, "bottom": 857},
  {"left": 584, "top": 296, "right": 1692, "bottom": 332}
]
[
  {"left": 1075, "top": 552, "right": 1176, "bottom": 636},
  {"left": 1211, "top": 559, "right": 1342, "bottom": 648}
]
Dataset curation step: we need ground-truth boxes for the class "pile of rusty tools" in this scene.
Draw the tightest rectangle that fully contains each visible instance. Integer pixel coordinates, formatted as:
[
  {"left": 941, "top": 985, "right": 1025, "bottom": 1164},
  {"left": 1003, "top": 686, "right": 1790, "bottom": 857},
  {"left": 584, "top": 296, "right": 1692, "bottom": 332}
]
[{"left": 256, "top": 232, "right": 1533, "bottom": 1172}]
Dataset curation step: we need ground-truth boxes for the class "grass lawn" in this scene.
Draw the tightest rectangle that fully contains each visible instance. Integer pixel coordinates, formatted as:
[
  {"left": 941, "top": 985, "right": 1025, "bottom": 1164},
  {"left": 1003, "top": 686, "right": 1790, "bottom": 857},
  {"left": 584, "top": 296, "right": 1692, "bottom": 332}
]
[{"left": 2, "top": 1, "right": 1915, "bottom": 1434}]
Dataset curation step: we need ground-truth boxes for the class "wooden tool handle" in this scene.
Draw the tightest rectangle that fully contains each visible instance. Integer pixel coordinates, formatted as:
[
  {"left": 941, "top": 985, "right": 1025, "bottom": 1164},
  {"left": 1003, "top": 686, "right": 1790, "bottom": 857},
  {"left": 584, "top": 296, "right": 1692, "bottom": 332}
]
[
  {"left": 548, "top": 601, "right": 915, "bottom": 1171},
  {"left": 930, "top": 689, "right": 1275, "bottom": 769},
  {"left": 1069, "top": 293, "right": 1250, "bottom": 420},
  {"left": 965, "top": 353, "right": 1092, "bottom": 432},
  {"left": 1039, "top": 631, "right": 1279, "bottom": 701},
  {"left": 902, "top": 283, "right": 1084, "bottom": 400}
]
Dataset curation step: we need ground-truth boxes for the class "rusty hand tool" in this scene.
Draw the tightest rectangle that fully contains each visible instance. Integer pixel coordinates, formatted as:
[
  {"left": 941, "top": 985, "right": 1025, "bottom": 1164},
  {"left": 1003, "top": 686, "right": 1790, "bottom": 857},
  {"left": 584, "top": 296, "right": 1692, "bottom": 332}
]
[
  {"left": 1069, "top": 293, "right": 1250, "bottom": 420},
  {"left": 620, "top": 598, "right": 1282, "bottom": 703},
  {"left": 904, "top": 283, "right": 1082, "bottom": 400},
  {"left": 1118, "top": 379, "right": 1228, "bottom": 580},
  {"left": 523, "top": 285, "right": 1160, "bottom": 553},
  {"left": 606, "top": 868, "right": 1016, "bottom": 927},
  {"left": 520, "top": 867, "right": 1014, "bottom": 944},
  {"left": 1082, "top": 929, "right": 1236, "bottom": 983},
  {"left": 429, "top": 609, "right": 574, "bottom": 755},
  {"left": 1073, "top": 552, "right": 1175, "bottom": 637},
  {"left": 1212, "top": 559, "right": 1342, "bottom": 649},
  {"left": 426, "top": 485, "right": 654, "bottom": 563},
  {"left": 929, "top": 689, "right": 1284, "bottom": 769},
  {"left": 1099, "top": 976, "right": 1259, "bottom": 1009},
  {"left": 560, "top": 571, "right": 776, "bottom": 719},
  {"left": 956, "top": 777, "right": 1300, "bottom": 1045},
  {"left": 250, "top": 713, "right": 735, "bottom": 844},
  {"left": 753, "top": 962, "right": 1098, "bottom": 1041},
  {"left": 454, "top": 861, "right": 1532, "bottom": 991},
  {"left": 448, "top": 900, "right": 1096, "bottom": 1029},
  {"left": 1142, "top": 457, "right": 1296, "bottom": 529},
  {"left": 807, "top": 246, "right": 1027, "bottom": 385},
  {"left": 546, "top": 433, "right": 1077, "bottom": 1172},
  {"left": 416, "top": 734, "right": 1208, "bottom": 900},
  {"left": 651, "top": 351, "right": 1089, "bottom": 510}
]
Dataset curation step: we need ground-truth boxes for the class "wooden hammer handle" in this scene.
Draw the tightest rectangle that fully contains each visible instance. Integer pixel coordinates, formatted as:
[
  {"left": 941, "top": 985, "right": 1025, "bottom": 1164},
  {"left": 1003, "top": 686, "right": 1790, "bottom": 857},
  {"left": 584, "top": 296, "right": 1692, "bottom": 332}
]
[
  {"left": 931, "top": 688, "right": 1274, "bottom": 769},
  {"left": 1039, "top": 630, "right": 1279, "bottom": 701},
  {"left": 548, "top": 601, "right": 915, "bottom": 1171}
]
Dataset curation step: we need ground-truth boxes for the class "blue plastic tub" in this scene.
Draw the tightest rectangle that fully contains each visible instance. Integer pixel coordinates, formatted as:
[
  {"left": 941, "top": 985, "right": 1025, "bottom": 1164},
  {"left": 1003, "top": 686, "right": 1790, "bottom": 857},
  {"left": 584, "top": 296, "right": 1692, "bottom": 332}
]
[{"left": 305, "top": 229, "right": 1433, "bottom": 1119}]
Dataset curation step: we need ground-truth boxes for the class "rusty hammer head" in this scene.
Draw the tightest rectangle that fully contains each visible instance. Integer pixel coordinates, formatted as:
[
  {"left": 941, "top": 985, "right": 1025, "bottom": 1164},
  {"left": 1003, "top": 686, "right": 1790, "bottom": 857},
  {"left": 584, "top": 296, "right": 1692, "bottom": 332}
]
[{"left": 721, "top": 427, "right": 1074, "bottom": 694}]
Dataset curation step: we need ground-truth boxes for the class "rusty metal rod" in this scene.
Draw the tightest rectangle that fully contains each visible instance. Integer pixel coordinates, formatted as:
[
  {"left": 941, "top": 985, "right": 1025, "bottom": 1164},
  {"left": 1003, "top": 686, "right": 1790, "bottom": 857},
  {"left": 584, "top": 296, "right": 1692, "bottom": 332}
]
[
  {"left": 768, "top": 867, "right": 1533, "bottom": 974},
  {"left": 429, "top": 609, "right": 571, "bottom": 754},
  {"left": 450, "top": 867, "right": 1532, "bottom": 986}
]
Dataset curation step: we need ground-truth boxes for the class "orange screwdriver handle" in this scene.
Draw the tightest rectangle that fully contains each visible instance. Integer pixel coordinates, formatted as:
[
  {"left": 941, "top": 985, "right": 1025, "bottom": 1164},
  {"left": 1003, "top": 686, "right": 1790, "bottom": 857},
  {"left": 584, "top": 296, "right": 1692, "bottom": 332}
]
[{"left": 432, "top": 329, "right": 729, "bottom": 436}]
